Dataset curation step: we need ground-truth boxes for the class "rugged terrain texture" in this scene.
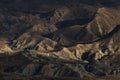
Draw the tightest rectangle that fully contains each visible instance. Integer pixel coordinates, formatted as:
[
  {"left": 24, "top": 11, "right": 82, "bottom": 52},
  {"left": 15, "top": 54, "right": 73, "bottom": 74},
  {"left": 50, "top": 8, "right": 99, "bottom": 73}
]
[{"left": 0, "top": 0, "right": 120, "bottom": 80}]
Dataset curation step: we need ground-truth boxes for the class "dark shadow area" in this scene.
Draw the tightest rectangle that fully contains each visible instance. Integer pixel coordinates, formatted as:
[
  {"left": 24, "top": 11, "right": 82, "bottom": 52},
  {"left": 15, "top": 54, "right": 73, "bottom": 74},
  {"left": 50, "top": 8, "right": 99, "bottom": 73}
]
[
  {"left": 0, "top": 0, "right": 120, "bottom": 11},
  {"left": 40, "top": 10, "right": 54, "bottom": 18},
  {"left": 82, "top": 51, "right": 95, "bottom": 63},
  {"left": 0, "top": 51, "right": 86, "bottom": 78},
  {"left": 56, "top": 18, "right": 94, "bottom": 29}
]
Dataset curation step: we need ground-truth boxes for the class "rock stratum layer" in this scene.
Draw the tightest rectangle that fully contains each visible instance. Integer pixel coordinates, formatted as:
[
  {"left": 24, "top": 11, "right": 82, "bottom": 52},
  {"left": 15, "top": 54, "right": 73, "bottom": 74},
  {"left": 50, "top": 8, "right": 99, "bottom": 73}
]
[{"left": 0, "top": 0, "right": 120, "bottom": 80}]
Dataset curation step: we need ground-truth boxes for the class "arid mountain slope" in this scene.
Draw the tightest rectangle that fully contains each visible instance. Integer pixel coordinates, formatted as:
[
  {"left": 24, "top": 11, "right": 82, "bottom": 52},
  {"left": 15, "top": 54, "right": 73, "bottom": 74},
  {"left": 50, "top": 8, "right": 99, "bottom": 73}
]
[{"left": 0, "top": 0, "right": 120, "bottom": 80}]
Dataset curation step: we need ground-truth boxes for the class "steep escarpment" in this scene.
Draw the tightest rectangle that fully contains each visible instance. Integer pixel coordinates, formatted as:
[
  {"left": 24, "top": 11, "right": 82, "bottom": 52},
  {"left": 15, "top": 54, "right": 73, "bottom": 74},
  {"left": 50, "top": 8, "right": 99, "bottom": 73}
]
[{"left": 0, "top": 0, "right": 120, "bottom": 80}]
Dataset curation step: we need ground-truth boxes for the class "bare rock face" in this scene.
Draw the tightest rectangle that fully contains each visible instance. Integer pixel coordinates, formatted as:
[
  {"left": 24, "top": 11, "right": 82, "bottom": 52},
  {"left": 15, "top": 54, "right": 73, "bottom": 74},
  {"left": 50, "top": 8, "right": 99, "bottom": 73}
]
[
  {"left": 0, "top": 0, "right": 120, "bottom": 80},
  {"left": 0, "top": 38, "right": 13, "bottom": 53}
]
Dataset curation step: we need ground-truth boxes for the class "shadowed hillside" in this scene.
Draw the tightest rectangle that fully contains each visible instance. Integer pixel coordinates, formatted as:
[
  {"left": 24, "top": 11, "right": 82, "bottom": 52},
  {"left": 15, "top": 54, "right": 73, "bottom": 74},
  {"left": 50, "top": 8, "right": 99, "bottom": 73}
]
[{"left": 0, "top": 0, "right": 120, "bottom": 80}]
